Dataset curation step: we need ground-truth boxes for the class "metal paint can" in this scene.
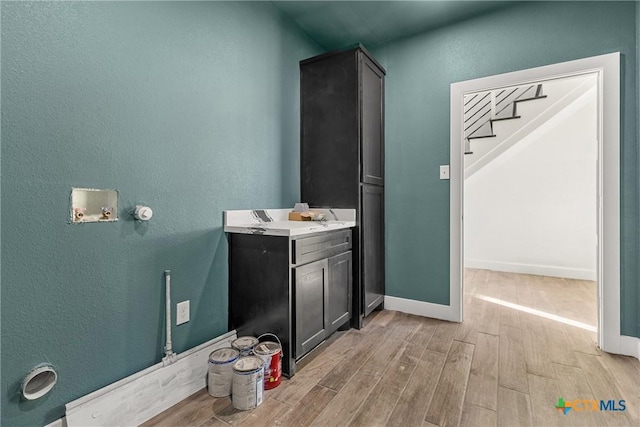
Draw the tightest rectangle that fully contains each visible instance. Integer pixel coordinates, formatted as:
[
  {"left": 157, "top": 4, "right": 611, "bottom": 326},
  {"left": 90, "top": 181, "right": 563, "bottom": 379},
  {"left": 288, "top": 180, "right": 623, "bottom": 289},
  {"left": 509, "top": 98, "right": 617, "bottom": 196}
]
[
  {"left": 231, "top": 356, "right": 265, "bottom": 410},
  {"left": 254, "top": 334, "right": 282, "bottom": 390},
  {"left": 208, "top": 347, "right": 240, "bottom": 397},
  {"left": 231, "top": 336, "right": 259, "bottom": 356}
]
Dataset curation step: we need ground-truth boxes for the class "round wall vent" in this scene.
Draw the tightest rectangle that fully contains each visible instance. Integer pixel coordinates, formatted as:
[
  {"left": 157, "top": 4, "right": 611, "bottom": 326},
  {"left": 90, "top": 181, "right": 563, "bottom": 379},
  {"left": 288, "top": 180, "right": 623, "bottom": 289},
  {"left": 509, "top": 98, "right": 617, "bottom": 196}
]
[{"left": 22, "top": 364, "right": 58, "bottom": 400}]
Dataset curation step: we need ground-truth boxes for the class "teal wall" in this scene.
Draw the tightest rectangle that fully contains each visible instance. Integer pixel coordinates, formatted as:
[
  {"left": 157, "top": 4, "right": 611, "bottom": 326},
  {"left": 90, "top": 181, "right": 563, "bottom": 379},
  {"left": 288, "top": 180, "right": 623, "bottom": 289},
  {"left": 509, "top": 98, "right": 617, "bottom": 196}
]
[
  {"left": 637, "top": 1, "right": 640, "bottom": 336},
  {"left": 373, "top": 1, "right": 639, "bottom": 336},
  {"left": 2, "top": 1, "right": 639, "bottom": 425},
  {"left": 0, "top": 1, "right": 319, "bottom": 425}
]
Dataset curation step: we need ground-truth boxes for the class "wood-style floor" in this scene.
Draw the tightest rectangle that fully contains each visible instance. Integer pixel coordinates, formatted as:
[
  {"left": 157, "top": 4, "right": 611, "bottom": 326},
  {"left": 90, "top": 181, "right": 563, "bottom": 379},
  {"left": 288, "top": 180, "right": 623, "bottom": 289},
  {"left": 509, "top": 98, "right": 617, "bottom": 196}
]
[{"left": 143, "top": 270, "right": 640, "bottom": 427}]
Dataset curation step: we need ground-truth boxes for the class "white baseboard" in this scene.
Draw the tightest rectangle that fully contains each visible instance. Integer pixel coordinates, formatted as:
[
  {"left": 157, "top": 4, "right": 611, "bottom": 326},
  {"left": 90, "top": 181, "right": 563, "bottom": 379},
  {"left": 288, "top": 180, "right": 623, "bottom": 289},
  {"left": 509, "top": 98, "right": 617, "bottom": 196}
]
[
  {"left": 384, "top": 296, "right": 459, "bottom": 322},
  {"left": 44, "top": 417, "right": 67, "bottom": 427},
  {"left": 465, "top": 259, "right": 596, "bottom": 281},
  {"left": 620, "top": 335, "right": 640, "bottom": 361},
  {"left": 64, "top": 330, "right": 237, "bottom": 427}
]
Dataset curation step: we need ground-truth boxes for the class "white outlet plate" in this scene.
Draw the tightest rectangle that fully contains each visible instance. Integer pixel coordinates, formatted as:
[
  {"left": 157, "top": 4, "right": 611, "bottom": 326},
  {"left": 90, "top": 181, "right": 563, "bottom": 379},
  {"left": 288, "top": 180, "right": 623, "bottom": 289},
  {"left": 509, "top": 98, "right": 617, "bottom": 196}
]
[
  {"left": 440, "top": 165, "right": 450, "bottom": 180},
  {"left": 176, "top": 300, "right": 190, "bottom": 325}
]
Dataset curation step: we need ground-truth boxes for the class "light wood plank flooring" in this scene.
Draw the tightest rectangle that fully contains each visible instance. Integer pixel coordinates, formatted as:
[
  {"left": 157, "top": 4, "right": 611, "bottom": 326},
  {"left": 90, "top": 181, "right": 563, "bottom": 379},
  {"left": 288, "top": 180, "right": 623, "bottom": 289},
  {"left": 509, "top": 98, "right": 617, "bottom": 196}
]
[{"left": 143, "top": 270, "right": 640, "bottom": 427}]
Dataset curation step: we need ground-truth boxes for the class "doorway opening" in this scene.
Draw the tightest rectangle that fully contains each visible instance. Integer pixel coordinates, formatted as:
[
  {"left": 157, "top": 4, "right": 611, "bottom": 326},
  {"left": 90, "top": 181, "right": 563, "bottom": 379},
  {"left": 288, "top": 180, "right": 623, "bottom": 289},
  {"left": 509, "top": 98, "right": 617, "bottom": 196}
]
[
  {"left": 464, "top": 73, "right": 598, "bottom": 347},
  {"left": 449, "top": 53, "right": 621, "bottom": 354}
]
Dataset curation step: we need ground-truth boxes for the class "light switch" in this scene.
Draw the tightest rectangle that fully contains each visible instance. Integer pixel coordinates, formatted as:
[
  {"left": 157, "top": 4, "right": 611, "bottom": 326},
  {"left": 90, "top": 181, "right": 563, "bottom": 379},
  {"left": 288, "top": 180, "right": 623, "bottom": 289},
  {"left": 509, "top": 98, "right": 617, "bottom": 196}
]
[{"left": 440, "top": 165, "right": 450, "bottom": 180}]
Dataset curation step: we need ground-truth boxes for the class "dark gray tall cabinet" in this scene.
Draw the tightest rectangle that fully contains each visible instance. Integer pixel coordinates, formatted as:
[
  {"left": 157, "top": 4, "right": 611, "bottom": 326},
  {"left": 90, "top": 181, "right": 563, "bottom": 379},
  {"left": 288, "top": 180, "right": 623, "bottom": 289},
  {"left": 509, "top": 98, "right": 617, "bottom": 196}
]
[{"left": 300, "top": 46, "right": 385, "bottom": 329}]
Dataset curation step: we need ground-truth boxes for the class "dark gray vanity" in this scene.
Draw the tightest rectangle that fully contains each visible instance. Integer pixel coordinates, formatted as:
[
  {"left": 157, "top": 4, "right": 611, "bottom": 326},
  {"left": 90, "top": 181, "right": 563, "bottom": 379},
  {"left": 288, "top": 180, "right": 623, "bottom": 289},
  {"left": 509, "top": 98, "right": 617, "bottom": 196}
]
[{"left": 225, "top": 209, "right": 355, "bottom": 377}]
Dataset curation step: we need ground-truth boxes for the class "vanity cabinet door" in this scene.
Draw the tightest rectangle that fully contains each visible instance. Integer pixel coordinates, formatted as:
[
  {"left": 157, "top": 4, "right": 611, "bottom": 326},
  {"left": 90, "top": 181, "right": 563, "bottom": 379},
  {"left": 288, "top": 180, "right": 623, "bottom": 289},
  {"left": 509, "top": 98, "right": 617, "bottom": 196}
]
[
  {"left": 327, "top": 251, "right": 352, "bottom": 335},
  {"left": 294, "top": 259, "right": 329, "bottom": 358}
]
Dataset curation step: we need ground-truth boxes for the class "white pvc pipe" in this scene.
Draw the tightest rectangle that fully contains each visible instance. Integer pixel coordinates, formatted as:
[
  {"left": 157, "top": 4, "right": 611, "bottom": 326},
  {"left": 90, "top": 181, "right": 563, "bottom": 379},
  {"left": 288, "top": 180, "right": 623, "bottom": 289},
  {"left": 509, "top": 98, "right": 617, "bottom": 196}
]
[{"left": 164, "top": 270, "right": 173, "bottom": 357}]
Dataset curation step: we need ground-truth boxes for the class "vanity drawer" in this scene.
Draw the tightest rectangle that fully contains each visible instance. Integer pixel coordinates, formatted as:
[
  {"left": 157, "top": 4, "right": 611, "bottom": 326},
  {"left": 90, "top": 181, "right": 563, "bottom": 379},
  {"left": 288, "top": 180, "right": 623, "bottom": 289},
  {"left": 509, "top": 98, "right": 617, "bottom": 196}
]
[{"left": 293, "top": 229, "right": 352, "bottom": 266}]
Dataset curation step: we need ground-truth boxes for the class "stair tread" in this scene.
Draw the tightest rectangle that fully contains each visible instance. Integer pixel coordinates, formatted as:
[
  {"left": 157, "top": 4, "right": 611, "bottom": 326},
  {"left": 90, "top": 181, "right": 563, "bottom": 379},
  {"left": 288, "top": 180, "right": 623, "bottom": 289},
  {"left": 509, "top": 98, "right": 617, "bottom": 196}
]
[
  {"left": 514, "top": 95, "right": 547, "bottom": 104},
  {"left": 468, "top": 134, "right": 497, "bottom": 140},
  {"left": 491, "top": 115, "right": 521, "bottom": 122}
]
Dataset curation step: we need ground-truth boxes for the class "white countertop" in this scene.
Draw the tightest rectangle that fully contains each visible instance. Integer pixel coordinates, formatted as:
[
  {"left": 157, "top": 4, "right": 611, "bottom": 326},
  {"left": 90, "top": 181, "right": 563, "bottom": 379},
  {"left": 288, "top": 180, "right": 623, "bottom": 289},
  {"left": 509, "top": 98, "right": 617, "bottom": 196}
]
[{"left": 224, "top": 208, "right": 356, "bottom": 237}]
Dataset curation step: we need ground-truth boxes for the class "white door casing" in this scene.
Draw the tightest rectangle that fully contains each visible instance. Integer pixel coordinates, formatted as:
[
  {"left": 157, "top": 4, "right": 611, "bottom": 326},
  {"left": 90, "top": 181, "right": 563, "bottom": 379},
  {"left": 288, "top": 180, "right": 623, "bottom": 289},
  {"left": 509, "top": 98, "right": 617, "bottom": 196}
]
[{"left": 450, "top": 52, "right": 621, "bottom": 354}]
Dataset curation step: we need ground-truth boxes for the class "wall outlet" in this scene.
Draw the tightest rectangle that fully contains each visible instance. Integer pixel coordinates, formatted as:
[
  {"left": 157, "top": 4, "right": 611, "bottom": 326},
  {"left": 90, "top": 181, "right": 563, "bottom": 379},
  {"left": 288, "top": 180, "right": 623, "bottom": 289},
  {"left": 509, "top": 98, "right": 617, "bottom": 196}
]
[{"left": 176, "top": 300, "right": 190, "bottom": 325}]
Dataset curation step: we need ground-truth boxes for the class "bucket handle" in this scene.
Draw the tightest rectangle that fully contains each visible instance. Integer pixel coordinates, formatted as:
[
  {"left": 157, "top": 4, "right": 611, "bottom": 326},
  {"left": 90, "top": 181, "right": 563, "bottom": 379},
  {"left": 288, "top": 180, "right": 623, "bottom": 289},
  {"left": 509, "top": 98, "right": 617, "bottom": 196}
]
[{"left": 257, "top": 333, "right": 282, "bottom": 348}]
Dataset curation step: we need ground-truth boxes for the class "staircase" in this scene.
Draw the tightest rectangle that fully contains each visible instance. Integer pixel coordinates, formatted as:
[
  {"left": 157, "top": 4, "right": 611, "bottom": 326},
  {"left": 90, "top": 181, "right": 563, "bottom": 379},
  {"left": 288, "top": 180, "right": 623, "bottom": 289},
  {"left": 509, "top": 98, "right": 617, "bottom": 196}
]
[
  {"left": 463, "top": 76, "right": 598, "bottom": 179},
  {"left": 464, "top": 83, "right": 546, "bottom": 155}
]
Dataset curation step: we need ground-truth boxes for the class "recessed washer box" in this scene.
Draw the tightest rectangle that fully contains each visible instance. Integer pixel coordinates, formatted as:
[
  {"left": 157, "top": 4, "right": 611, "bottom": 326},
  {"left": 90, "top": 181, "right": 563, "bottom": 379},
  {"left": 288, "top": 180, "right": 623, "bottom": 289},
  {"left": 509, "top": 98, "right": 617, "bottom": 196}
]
[{"left": 70, "top": 188, "right": 118, "bottom": 223}]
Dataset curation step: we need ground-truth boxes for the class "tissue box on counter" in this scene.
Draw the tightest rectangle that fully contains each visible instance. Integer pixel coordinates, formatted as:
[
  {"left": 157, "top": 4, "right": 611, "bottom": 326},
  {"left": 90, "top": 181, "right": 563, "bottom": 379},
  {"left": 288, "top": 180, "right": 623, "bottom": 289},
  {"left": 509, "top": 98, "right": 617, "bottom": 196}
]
[{"left": 288, "top": 212, "right": 313, "bottom": 221}]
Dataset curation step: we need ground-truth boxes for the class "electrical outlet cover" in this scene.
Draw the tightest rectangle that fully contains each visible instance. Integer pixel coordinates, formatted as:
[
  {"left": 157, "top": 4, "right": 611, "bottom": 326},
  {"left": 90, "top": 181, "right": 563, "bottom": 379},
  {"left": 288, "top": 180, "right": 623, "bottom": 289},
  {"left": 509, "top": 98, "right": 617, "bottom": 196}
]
[{"left": 176, "top": 300, "right": 190, "bottom": 325}]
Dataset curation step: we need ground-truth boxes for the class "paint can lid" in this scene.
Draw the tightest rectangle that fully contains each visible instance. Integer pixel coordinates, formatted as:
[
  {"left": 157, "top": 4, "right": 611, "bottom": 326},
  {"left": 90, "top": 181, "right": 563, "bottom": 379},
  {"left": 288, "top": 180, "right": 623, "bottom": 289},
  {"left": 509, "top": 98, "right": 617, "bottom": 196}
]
[
  {"left": 233, "top": 356, "right": 264, "bottom": 372},
  {"left": 231, "top": 336, "right": 258, "bottom": 350},
  {"left": 209, "top": 347, "right": 240, "bottom": 364},
  {"left": 253, "top": 341, "right": 280, "bottom": 356}
]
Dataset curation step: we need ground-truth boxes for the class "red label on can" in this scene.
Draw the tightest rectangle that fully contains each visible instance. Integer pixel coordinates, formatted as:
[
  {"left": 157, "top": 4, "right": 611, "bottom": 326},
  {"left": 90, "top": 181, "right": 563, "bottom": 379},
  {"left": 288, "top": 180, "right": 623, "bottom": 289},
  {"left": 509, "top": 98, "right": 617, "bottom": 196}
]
[{"left": 263, "top": 350, "right": 282, "bottom": 390}]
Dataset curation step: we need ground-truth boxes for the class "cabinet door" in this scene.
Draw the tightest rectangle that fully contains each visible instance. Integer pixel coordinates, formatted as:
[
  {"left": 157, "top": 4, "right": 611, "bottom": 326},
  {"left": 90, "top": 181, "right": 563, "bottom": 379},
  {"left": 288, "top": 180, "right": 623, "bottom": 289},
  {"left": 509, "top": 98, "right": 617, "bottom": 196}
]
[
  {"left": 294, "top": 259, "right": 329, "bottom": 358},
  {"left": 362, "top": 185, "right": 384, "bottom": 316},
  {"left": 360, "top": 54, "right": 385, "bottom": 186},
  {"left": 327, "top": 251, "right": 352, "bottom": 334},
  {"left": 301, "top": 52, "right": 360, "bottom": 208}
]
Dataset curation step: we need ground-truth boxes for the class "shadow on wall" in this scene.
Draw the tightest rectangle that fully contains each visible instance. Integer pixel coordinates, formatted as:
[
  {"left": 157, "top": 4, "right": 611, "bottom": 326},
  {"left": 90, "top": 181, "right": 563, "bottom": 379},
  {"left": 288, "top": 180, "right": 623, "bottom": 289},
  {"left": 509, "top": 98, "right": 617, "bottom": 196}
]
[
  {"left": 128, "top": 228, "right": 229, "bottom": 359},
  {"left": 118, "top": 202, "right": 152, "bottom": 238},
  {"left": 5, "top": 380, "right": 53, "bottom": 414},
  {"left": 5, "top": 227, "right": 229, "bottom": 421},
  {"left": 274, "top": 8, "right": 324, "bottom": 205}
]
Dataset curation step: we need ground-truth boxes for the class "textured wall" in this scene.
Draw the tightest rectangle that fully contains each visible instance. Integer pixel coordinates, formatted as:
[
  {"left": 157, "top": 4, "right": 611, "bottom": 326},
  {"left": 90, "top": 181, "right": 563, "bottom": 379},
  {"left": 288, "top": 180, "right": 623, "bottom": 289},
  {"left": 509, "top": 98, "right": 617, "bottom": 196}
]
[
  {"left": 0, "top": 2, "right": 319, "bottom": 425},
  {"left": 373, "top": 0, "right": 639, "bottom": 336},
  {"left": 636, "top": 0, "right": 640, "bottom": 339}
]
